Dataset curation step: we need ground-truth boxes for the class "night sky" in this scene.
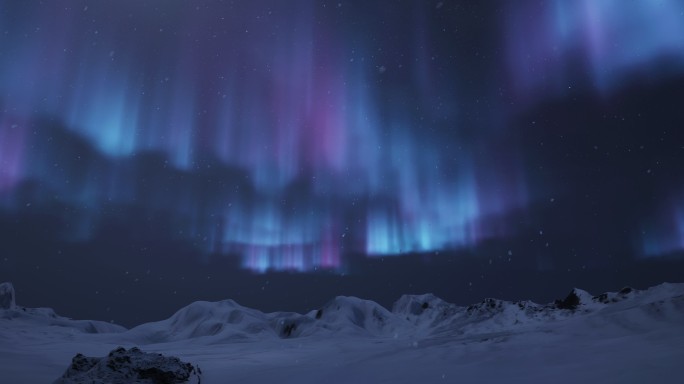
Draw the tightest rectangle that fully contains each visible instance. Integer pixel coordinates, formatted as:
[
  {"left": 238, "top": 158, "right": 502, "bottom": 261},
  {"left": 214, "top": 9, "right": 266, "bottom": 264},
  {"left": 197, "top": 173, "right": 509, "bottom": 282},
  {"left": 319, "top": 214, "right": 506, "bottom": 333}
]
[{"left": 1, "top": 0, "right": 684, "bottom": 327}]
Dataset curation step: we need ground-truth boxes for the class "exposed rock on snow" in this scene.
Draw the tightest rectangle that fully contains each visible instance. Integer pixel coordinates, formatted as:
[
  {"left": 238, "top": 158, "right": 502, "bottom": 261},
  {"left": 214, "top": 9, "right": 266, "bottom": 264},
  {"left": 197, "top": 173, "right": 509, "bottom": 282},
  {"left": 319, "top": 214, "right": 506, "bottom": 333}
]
[
  {"left": 311, "top": 296, "right": 396, "bottom": 335},
  {"left": 54, "top": 347, "right": 201, "bottom": 384},
  {"left": 121, "top": 283, "right": 684, "bottom": 343},
  {"left": 393, "top": 293, "right": 455, "bottom": 317},
  {"left": 393, "top": 293, "right": 460, "bottom": 331},
  {"left": 593, "top": 286, "right": 635, "bottom": 304},
  {"left": 4, "top": 281, "right": 678, "bottom": 345},
  {"left": 272, "top": 314, "right": 314, "bottom": 338},
  {"left": 0, "top": 282, "right": 15, "bottom": 310},
  {"left": 1, "top": 282, "right": 683, "bottom": 383},
  {"left": 555, "top": 289, "right": 582, "bottom": 310}
]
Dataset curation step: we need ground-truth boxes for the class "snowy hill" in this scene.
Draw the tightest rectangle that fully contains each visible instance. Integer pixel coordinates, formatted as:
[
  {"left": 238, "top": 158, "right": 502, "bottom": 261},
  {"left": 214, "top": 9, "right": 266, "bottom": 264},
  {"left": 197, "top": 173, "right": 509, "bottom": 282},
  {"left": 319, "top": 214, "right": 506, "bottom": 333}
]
[
  {"left": 125, "top": 299, "right": 277, "bottom": 343},
  {"left": 121, "top": 283, "right": 684, "bottom": 344},
  {"left": 126, "top": 295, "right": 401, "bottom": 343},
  {"left": 0, "top": 282, "right": 125, "bottom": 335},
  {"left": 305, "top": 295, "right": 398, "bottom": 336},
  {"left": 1, "top": 281, "right": 683, "bottom": 383}
]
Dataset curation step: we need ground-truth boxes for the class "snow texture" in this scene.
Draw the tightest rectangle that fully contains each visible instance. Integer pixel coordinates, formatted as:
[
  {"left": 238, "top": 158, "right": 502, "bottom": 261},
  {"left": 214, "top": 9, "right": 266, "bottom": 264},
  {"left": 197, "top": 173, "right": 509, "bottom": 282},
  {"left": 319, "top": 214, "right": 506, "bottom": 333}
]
[
  {"left": 0, "top": 282, "right": 124, "bottom": 333},
  {"left": 1, "top": 281, "right": 683, "bottom": 383}
]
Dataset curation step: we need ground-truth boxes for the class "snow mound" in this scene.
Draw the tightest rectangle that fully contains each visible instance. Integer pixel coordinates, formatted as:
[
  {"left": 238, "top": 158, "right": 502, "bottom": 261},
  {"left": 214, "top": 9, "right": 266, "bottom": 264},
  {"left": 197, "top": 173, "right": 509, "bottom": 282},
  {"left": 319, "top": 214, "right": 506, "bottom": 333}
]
[
  {"left": 0, "top": 307, "right": 126, "bottom": 333},
  {"left": 0, "top": 282, "right": 124, "bottom": 334},
  {"left": 53, "top": 347, "right": 201, "bottom": 384},
  {"left": 393, "top": 293, "right": 454, "bottom": 317},
  {"left": 127, "top": 299, "right": 277, "bottom": 343},
  {"left": 270, "top": 314, "right": 315, "bottom": 338},
  {"left": 0, "top": 282, "right": 16, "bottom": 310},
  {"left": 306, "top": 296, "right": 398, "bottom": 336},
  {"left": 128, "top": 296, "right": 404, "bottom": 342},
  {"left": 392, "top": 293, "right": 460, "bottom": 332},
  {"left": 592, "top": 286, "right": 636, "bottom": 304}
]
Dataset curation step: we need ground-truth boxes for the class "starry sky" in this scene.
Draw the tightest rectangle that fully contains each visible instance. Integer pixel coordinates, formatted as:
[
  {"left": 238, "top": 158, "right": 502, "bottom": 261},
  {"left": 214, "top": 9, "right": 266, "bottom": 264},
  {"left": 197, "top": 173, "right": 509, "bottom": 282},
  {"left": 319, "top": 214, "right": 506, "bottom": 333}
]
[{"left": 1, "top": 0, "right": 684, "bottom": 327}]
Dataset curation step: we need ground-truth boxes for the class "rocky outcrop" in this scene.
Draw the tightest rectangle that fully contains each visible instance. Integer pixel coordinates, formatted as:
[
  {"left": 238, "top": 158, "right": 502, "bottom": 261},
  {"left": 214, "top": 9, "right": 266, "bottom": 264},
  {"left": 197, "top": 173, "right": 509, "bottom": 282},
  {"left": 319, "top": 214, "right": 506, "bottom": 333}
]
[{"left": 54, "top": 347, "right": 201, "bottom": 384}]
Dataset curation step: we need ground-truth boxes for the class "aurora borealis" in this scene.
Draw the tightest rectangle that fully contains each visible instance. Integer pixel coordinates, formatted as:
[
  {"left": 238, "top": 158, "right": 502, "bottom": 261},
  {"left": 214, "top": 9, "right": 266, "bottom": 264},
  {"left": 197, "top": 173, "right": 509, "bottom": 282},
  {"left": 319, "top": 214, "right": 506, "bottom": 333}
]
[
  {"left": 1, "top": 0, "right": 531, "bottom": 272},
  {"left": 1, "top": 1, "right": 684, "bottom": 325}
]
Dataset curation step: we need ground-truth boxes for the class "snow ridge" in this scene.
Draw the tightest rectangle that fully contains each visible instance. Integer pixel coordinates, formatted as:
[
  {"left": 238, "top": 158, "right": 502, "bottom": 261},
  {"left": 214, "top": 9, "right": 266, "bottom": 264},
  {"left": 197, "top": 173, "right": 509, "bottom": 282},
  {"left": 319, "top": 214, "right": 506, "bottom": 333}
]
[
  {"left": 123, "top": 282, "right": 684, "bottom": 343},
  {"left": 0, "top": 281, "right": 125, "bottom": 334},
  {"left": 2, "top": 281, "right": 683, "bottom": 341}
]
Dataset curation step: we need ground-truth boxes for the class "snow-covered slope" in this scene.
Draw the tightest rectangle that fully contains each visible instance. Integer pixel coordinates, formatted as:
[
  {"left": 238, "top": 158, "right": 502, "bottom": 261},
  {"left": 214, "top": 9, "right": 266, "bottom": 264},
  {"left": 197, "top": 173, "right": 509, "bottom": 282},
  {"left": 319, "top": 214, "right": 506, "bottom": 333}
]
[
  {"left": 123, "top": 283, "right": 683, "bottom": 344},
  {"left": 1, "top": 281, "right": 683, "bottom": 383},
  {"left": 0, "top": 282, "right": 124, "bottom": 335},
  {"left": 303, "top": 295, "right": 399, "bottom": 336},
  {"left": 125, "top": 299, "right": 277, "bottom": 343},
  {"left": 125, "top": 295, "right": 402, "bottom": 343},
  {"left": 0, "top": 305, "right": 125, "bottom": 334}
]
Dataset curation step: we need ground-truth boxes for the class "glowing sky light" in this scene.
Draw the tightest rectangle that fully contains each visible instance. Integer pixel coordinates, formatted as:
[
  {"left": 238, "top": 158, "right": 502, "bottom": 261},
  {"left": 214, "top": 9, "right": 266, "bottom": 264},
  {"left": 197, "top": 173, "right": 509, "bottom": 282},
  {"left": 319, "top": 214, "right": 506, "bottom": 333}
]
[
  {"left": 505, "top": 0, "right": 684, "bottom": 98},
  {"left": 0, "top": 115, "right": 27, "bottom": 193},
  {"left": 1, "top": 1, "right": 683, "bottom": 272},
  {"left": 642, "top": 201, "right": 684, "bottom": 257}
]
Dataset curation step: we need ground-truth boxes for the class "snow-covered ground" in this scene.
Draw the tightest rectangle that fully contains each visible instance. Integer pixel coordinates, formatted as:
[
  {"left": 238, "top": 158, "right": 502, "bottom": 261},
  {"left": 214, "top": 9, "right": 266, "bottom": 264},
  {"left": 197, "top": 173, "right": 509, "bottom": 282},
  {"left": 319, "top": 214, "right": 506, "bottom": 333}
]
[{"left": 1, "top": 282, "right": 683, "bottom": 383}]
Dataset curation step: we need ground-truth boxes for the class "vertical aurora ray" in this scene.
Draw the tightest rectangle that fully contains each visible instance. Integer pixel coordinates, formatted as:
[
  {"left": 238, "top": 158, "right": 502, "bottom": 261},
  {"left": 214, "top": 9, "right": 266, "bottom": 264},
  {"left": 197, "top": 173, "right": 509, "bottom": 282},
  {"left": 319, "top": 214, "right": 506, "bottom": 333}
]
[
  {"left": 0, "top": 115, "right": 27, "bottom": 193},
  {"left": 642, "top": 201, "right": 684, "bottom": 257},
  {"left": 67, "top": 63, "right": 141, "bottom": 158},
  {"left": 0, "top": 1, "right": 532, "bottom": 273},
  {"left": 505, "top": 0, "right": 684, "bottom": 98}
]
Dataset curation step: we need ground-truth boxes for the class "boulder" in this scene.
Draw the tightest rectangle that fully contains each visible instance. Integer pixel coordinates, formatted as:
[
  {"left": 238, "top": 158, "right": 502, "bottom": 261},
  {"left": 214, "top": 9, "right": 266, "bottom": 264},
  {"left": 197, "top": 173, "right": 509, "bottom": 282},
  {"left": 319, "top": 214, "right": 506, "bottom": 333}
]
[{"left": 54, "top": 347, "right": 201, "bottom": 384}]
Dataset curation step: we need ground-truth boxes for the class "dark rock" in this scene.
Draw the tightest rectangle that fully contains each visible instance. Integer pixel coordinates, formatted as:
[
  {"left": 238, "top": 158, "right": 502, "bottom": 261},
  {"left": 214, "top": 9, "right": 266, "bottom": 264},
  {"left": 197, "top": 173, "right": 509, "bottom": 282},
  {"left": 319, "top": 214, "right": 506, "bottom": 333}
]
[
  {"left": 556, "top": 290, "right": 581, "bottom": 310},
  {"left": 54, "top": 347, "right": 201, "bottom": 384},
  {"left": 619, "top": 287, "right": 633, "bottom": 295},
  {"left": 593, "top": 293, "right": 609, "bottom": 304},
  {"left": 69, "top": 354, "right": 98, "bottom": 373},
  {"left": 282, "top": 322, "right": 297, "bottom": 337}
]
